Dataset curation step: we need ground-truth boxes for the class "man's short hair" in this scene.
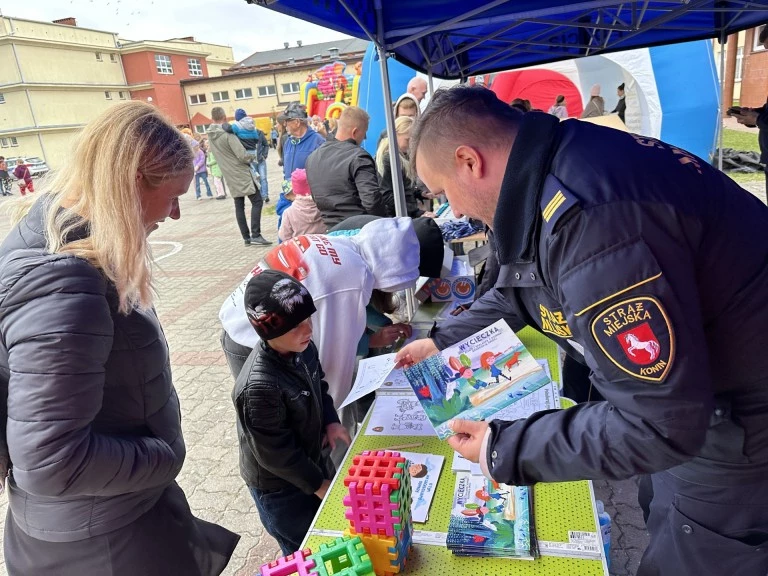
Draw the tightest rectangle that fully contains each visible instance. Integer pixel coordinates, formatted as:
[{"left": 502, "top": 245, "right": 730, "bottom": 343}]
[
  {"left": 410, "top": 85, "right": 521, "bottom": 172},
  {"left": 338, "top": 106, "right": 370, "bottom": 130},
  {"left": 211, "top": 107, "right": 226, "bottom": 122},
  {"left": 397, "top": 97, "right": 418, "bottom": 115}
]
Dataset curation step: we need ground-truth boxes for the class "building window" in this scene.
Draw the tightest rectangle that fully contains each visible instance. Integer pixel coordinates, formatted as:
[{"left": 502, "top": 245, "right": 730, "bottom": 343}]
[
  {"left": 189, "top": 93, "right": 207, "bottom": 105},
  {"left": 0, "top": 93, "right": 5, "bottom": 104},
  {"left": 10, "top": 137, "right": 18, "bottom": 147},
  {"left": 0, "top": 138, "right": 8, "bottom": 148},
  {"left": 105, "top": 91, "right": 112, "bottom": 100},
  {"left": 96, "top": 52, "right": 103, "bottom": 61},
  {"left": 118, "top": 91, "right": 127, "bottom": 100},
  {"left": 754, "top": 27, "right": 766, "bottom": 51},
  {"left": 735, "top": 46, "right": 744, "bottom": 82},
  {"left": 212, "top": 91, "right": 229, "bottom": 102},
  {"left": 194, "top": 125, "right": 210, "bottom": 134},
  {"left": 188, "top": 58, "right": 203, "bottom": 77},
  {"left": 155, "top": 54, "right": 174, "bottom": 74},
  {"left": 235, "top": 88, "right": 253, "bottom": 99},
  {"left": 281, "top": 82, "right": 301, "bottom": 95},
  {"left": 257, "top": 85, "right": 276, "bottom": 97},
  {"left": 110, "top": 53, "right": 118, "bottom": 63}
]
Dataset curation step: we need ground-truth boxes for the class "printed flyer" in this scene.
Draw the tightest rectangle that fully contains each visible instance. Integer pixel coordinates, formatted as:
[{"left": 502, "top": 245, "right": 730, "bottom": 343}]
[{"left": 404, "top": 320, "right": 552, "bottom": 438}]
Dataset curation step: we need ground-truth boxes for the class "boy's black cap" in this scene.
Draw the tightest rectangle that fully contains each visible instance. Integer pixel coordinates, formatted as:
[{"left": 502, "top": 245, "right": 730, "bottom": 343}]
[{"left": 244, "top": 270, "right": 316, "bottom": 341}]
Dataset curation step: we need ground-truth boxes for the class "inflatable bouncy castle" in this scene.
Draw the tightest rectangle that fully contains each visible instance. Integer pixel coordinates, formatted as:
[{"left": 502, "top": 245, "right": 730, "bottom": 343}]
[{"left": 300, "top": 60, "right": 362, "bottom": 120}]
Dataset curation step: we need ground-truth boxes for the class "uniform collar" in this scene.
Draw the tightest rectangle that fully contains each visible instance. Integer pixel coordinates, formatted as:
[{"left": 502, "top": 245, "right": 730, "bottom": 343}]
[{"left": 493, "top": 112, "right": 560, "bottom": 281}]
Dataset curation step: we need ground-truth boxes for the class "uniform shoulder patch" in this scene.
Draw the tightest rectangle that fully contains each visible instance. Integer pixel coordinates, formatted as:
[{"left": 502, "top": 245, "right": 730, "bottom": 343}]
[
  {"left": 590, "top": 296, "right": 674, "bottom": 382},
  {"left": 540, "top": 175, "right": 580, "bottom": 232}
]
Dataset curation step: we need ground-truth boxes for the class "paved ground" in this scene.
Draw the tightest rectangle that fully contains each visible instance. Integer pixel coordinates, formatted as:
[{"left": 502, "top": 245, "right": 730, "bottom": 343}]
[{"left": 0, "top": 154, "right": 764, "bottom": 576}]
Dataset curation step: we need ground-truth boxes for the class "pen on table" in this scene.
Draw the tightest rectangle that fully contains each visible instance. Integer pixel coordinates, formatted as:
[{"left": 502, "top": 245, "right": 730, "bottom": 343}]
[{"left": 382, "top": 442, "right": 423, "bottom": 451}]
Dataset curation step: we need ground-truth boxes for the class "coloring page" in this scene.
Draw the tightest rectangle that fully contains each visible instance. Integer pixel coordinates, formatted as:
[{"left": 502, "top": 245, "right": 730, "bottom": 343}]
[{"left": 364, "top": 394, "right": 438, "bottom": 437}]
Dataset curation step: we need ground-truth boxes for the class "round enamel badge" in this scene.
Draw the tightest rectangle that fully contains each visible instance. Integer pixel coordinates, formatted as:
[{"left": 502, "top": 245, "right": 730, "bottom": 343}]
[{"left": 590, "top": 296, "right": 674, "bottom": 382}]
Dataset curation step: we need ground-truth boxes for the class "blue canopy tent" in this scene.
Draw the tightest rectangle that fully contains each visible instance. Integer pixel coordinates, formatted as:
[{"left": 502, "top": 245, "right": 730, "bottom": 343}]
[
  {"left": 249, "top": 1, "right": 767, "bottom": 78},
  {"left": 249, "top": 0, "right": 767, "bottom": 314}
]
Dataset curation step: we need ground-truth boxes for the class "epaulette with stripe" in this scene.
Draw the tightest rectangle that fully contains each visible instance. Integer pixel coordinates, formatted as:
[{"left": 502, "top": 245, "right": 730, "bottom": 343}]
[{"left": 540, "top": 174, "right": 580, "bottom": 234}]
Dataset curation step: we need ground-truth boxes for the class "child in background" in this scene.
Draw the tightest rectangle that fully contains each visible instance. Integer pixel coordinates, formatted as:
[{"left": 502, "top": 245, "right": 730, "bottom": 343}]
[
  {"left": 278, "top": 168, "right": 326, "bottom": 242},
  {"left": 192, "top": 141, "right": 214, "bottom": 200},
  {"left": 232, "top": 270, "right": 350, "bottom": 556},
  {"left": 0, "top": 156, "right": 11, "bottom": 196},
  {"left": 274, "top": 187, "right": 294, "bottom": 243},
  {"left": 13, "top": 159, "right": 33, "bottom": 196},
  {"left": 206, "top": 150, "right": 227, "bottom": 199}
]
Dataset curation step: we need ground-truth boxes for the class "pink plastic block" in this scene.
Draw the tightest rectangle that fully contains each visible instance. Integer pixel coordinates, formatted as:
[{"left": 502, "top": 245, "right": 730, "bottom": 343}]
[
  {"left": 344, "top": 480, "right": 400, "bottom": 537},
  {"left": 259, "top": 548, "right": 316, "bottom": 576}
]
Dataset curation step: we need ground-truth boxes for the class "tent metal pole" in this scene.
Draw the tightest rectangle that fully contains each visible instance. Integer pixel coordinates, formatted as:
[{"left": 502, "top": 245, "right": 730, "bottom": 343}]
[
  {"left": 376, "top": 42, "right": 415, "bottom": 320},
  {"left": 428, "top": 68, "right": 435, "bottom": 96},
  {"left": 374, "top": 0, "right": 414, "bottom": 321},
  {"left": 718, "top": 30, "right": 726, "bottom": 171}
]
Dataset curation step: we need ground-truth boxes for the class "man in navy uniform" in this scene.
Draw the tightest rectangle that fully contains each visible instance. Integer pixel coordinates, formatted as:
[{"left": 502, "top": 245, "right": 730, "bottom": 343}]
[{"left": 396, "top": 86, "right": 768, "bottom": 576}]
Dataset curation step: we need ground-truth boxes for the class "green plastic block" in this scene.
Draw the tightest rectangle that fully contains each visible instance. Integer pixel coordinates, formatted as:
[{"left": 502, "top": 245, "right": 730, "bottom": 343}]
[{"left": 309, "top": 536, "right": 374, "bottom": 576}]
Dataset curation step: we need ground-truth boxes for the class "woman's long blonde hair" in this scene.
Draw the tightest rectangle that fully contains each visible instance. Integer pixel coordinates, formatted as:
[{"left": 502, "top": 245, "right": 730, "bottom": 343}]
[
  {"left": 9, "top": 101, "right": 193, "bottom": 314},
  {"left": 376, "top": 115, "right": 414, "bottom": 174}
]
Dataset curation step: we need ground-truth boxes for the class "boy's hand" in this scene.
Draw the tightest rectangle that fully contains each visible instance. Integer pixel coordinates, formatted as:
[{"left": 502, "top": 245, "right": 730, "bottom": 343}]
[
  {"left": 370, "top": 323, "right": 412, "bottom": 348},
  {"left": 446, "top": 419, "right": 489, "bottom": 463},
  {"left": 394, "top": 338, "right": 439, "bottom": 368},
  {"left": 314, "top": 479, "right": 331, "bottom": 500},
  {"left": 325, "top": 423, "right": 351, "bottom": 451}
]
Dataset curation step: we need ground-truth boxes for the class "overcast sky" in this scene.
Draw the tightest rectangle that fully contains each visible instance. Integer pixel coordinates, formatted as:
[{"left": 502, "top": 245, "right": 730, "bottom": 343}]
[{"left": 0, "top": 0, "right": 353, "bottom": 61}]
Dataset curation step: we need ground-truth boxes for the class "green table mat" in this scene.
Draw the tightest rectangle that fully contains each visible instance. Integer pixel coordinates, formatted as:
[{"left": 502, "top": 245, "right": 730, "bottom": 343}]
[{"left": 305, "top": 326, "right": 608, "bottom": 576}]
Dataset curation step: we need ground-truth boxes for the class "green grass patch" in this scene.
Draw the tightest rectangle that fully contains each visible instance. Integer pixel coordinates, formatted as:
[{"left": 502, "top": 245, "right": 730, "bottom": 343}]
[
  {"left": 727, "top": 172, "right": 764, "bottom": 184},
  {"left": 721, "top": 128, "right": 760, "bottom": 153},
  {"left": 262, "top": 204, "right": 276, "bottom": 216}
]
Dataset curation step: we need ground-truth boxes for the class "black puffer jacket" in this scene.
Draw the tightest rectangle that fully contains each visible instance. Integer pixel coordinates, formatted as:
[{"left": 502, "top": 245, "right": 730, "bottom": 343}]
[
  {"left": 232, "top": 339, "right": 338, "bottom": 494},
  {"left": 0, "top": 199, "right": 186, "bottom": 542},
  {"left": 305, "top": 138, "right": 387, "bottom": 228},
  {"left": 378, "top": 149, "right": 424, "bottom": 218}
]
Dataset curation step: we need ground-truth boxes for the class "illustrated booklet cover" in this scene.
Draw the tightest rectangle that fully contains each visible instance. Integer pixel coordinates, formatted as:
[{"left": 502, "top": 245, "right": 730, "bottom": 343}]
[
  {"left": 403, "top": 319, "right": 552, "bottom": 439},
  {"left": 447, "top": 472, "right": 537, "bottom": 559}
]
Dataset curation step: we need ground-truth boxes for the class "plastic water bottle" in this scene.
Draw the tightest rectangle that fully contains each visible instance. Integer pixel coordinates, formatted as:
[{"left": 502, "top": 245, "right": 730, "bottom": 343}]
[{"left": 596, "top": 499, "right": 612, "bottom": 568}]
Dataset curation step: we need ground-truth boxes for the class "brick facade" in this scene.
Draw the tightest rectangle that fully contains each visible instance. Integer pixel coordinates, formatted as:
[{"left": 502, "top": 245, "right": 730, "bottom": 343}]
[{"left": 740, "top": 28, "right": 768, "bottom": 108}]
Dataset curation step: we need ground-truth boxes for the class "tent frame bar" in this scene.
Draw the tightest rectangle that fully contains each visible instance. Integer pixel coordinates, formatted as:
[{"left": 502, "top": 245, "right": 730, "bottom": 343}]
[
  {"left": 337, "top": 0, "right": 377, "bottom": 42},
  {"left": 717, "top": 29, "right": 726, "bottom": 171},
  {"left": 384, "top": 0, "right": 643, "bottom": 42}
]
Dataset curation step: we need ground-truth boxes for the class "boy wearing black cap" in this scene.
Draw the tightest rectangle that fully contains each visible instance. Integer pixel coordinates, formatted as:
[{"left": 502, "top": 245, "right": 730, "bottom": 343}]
[{"left": 232, "top": 270, "right": 350, "bottom": 556}]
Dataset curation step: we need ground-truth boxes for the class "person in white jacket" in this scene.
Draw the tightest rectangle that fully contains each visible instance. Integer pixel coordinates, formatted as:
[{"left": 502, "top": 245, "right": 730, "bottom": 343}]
[{"left": 219, "top": 217, "right": 445, "bottom": 426}]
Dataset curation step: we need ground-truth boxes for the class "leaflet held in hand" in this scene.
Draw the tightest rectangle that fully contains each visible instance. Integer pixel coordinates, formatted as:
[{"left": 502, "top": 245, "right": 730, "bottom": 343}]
[{"left": 403, "top": 320, "right": 552, "bottom": 439}]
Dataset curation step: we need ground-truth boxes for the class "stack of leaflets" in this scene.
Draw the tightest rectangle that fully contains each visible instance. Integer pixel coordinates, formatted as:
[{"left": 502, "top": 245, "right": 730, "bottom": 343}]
[
  {"left": 447, "top": 472, "right": 538, "bottom": 559},
  {"left": 403, "top": 319, "right": 552, "bottom": 438}
]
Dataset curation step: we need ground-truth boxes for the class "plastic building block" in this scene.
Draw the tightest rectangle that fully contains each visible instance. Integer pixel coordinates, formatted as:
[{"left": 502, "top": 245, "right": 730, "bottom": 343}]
[
  {"left": 260, "top": 548, "right": 316, "bottom": 576},
  {"left": 344, "top": 529, "right": 410, "bottom": 576},
  {"left": 307, "top": 536, "right": 374, "bottom": 576},
  {"left": 344, "top": 451, "right": 407, "bottom": 495},
  {"left": 342, "top": 452, "right": 413, "bottom": 576},
  {"left": 344, "top": 481, "right": 402, "bottom": 536}
]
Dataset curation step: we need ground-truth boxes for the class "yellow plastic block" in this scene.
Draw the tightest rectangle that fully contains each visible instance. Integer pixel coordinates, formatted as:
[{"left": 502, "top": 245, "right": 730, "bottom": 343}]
[{"left": 344, "top": 529, "right": 404, "bottom": 576}]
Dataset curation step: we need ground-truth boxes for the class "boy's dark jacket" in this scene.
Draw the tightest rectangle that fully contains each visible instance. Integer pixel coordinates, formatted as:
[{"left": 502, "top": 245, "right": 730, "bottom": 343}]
[
  {"left": 232, "top": 339, "right": 338, "bottom": 494},
  {"left": 222, "top": 122, "right": 270, "bottom": 164}
]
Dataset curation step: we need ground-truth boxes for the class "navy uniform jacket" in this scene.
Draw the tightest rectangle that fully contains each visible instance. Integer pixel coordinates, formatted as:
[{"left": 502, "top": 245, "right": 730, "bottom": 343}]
[{"left": 432, "top": 113, "right": 768, "bottom": 487}]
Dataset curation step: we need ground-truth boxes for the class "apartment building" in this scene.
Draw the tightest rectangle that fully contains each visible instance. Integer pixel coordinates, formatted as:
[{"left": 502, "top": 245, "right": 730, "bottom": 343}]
[
  {"left": 0, "top": 16, "right": 128, "bottom": 169},
  {"left": 0, "top": 15, "right": 235, "bottom": 169},
  {"left": 121, "top": 36, "right": 234, "bottom": 125},
  {"left": 714, "top": 26, "right": 768, "bottom": 112}
]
